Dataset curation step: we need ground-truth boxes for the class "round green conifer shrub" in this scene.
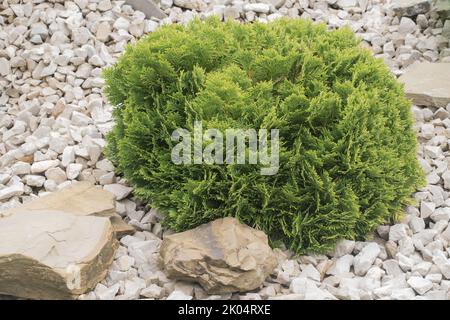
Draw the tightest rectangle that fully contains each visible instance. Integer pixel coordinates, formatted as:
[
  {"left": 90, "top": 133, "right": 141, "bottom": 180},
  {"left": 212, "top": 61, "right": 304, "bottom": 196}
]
[{"left": 103, "top": 17, "right": 424, "bottom": 254}]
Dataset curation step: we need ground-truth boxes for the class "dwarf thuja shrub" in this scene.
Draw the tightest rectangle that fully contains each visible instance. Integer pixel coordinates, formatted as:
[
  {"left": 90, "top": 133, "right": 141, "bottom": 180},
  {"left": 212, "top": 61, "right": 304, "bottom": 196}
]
[{"left": 103, "top": 18, "right": 424, "bottom": 254}]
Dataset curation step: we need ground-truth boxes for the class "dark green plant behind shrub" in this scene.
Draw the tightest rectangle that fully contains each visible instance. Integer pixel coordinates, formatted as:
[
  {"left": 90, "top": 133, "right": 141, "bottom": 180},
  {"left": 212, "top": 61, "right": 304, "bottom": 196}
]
[{"left": 103, "top": 18, "right": 424, "bottom": 254}]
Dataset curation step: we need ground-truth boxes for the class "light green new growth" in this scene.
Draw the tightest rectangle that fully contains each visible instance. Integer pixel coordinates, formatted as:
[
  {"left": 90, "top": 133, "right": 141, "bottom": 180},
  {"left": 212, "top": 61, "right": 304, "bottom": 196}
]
[{"left": 103, "top": 18, "right": 425, "bottom": 254}]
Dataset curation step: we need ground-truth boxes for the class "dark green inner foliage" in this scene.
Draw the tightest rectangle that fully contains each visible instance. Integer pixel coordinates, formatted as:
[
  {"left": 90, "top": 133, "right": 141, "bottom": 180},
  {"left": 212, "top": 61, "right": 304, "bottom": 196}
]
[{"left": 103, "top": 18, "right": 424, "bottom": 254}]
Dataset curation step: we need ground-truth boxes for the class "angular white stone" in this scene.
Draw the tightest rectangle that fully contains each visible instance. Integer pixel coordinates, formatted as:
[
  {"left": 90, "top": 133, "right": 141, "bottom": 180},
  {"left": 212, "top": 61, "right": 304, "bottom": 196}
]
[
  {"left": 104, "top": 184, "right": 133, "bottom": 200},
  {"left": 442, "top": 225, "right": 450, "bottom": 242},
  {"left": 290, "top": 277, "right": 317, "bottom": 295},
  {"left": 432, "top": 251, "right": 450, "bottom": 279},
  {"left": 67, "top": 163, "right": 83, "bottom": 180},
  {"left": 300, "top": 265, "right": 321, "bottom": 282},
  {"left": 99, "top": 172, "right": 115, "bottom": 185},
  {"left": 333, "top": 239, "right": 356, "bottom": 257},
  {"left": 412, "top": 229, "right": 438, "bottom": 246},
  {"left": 244, "top": 3, "right": 270, "bottom": 13},
  {"left": 166, "top": 290, "right": 193, "bottom": 300},
  {"left": 49, "top": 137, "right": 68, "bottom": 154},
  {"left": 421, "top": 123, "right": 435, "bottom": 139},
  {"left": 141, "top": 284, "right": 165, "bottom": 299},
  {"left": 398, "top": 17, "right": 416, "bottom": 34},
  {"left": 11, "top": 162, "right": 31, "bottom": 175},
  {"left": 0, "top": 174, "right": 10, "bottom": 185},
  {"left": 116, "top": 255, "right": 135, "bottom": 271},
  {"left": 337, "top": 0, "right": 357, "bottom": 8},
  {"left": 113, "top": 17, "right": 130, "bottom": 31},
  {"left": 24, "top": 175, "right": 46, "bottom": 187},
  {"left": 72, "top": 27, "right": 91, "bottom": 45},
  {"left": 96, "top": 159, "right": 115, "bottom": 172},
  {"left": 121, "top": 277, "right": 146, "bottom": 299},
  {"left": 327, "top": 254, "right": 353, "bottom": 276},
  {"left": 409, "top": 216, "right": 425, "bottom": 233},
  {"left": 96, "top": 283, "right": 120, "bottom": 300},
  {"left": 430, "top": 207, "right": 450, "bottom": 222},
  {"left": 442, "top": 170, "right": 450, "bottom": 190},
  {"left": 96, "top": 22, "right": 112, "bottom": 42},
  {"left": 45, "top": 167, "right": 67, "bottom": 185},
  {"left": 354, "top": 243, "right": 380, "bottom": 276},
  {"left": 61, "top": 146, "right": 75, "bottom": 167},
  {"left": 97, "top": 0, "right": 113, "bottom": 11},
  {"left": 391, "top": 288, "right": 416, "bottom": 300},
  {"left": 420, "top": 201, "right": 435, "bottom": 219},
  {"left": 407, "top": 276, "right": 433, "bottom": 295},
  {"left": 31, "top": 160, "right": 60, "bottom": 174},
  {"left": 398, "top": 237, "right": 415, "bottom": 256},
  {"left": 389, "top": 224, "right": 409, "bottom": 242},
  {"left": 0, "top": 183, "right": 24, "bottom": 201},
  {"left": 0, "top": 58, "right": 11, "bottom": 76},
  {"left": 424, "top": 146, "right": 442, "bottom": 158},
  {"left": 382, "top": 259, "right": 403, "bottom": 276},
  {"left": 412, "top": 261, "right": 432, "bottom": 276}
]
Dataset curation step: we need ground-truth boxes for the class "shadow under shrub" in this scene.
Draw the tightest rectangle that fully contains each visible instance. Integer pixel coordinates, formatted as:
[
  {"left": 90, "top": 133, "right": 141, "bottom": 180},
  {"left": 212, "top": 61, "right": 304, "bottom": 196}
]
[{"left": 103, "top": 17, "right": 424, "bottom": 254}]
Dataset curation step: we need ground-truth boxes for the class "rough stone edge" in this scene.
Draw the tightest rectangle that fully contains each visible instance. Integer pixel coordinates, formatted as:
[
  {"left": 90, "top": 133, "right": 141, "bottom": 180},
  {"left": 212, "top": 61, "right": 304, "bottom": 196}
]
[
  {"left": 0, "top": 218, "right": 118, "bottom": 300},
  {"left": 73, "top": 218, "right": 119, "bottom": 295},
  {"left": 0, "top": 181, "right": 115, "bottom": 218},
  {"left": 160, "top": 218, "right": 278, "bottom": 294},
  {"left": 125, "top": 0, "right": 167, "bottom": 19},
  {"left": 0, "top": 254, "right": 74, "bottom": 300}
]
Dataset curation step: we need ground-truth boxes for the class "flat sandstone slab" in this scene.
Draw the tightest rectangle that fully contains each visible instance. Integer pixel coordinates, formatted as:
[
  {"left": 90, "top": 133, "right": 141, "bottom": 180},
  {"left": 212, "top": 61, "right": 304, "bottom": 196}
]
[
  {"left": 125, "top": 0, "right": 166, "bottom": 19},
  {"left": 0, "top": 211, "right": 117, "bottom": 299},
  {"left": 1, "top": 181, "right": 115, "bottom": 218},
  {"left": 0, "top": 181, "right": 134, "bottom": 241},
  {"left": 399, "top": 62, "right": 450, "bottom": 108}
]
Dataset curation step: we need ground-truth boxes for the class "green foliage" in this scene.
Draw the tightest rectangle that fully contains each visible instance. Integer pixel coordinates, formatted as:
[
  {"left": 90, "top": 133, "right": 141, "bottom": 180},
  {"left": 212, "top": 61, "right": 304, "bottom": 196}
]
[{"left": 103, "top": 18, "right": 424, "bottom": 254}]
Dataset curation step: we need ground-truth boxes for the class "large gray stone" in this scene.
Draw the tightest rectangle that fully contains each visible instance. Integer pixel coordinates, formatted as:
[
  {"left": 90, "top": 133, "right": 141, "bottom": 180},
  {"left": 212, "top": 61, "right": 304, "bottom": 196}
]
[
  {"left": 391, "top": 0, "right": 431, "bottom": 17},
  {"left": 436, "top": 0, "right": 450, "bottom": 19},
  {"left": 0, "top": 211, "right": 118, "bottom": 299},
  {"left": 398, "top": 62, "right": 450, "bottom": 107},
  {"left": 125, "top": 0, "right": 167, "bottom": 19},
  {"left": 160, "top": 217, "right": 277, "bottom": 294}
]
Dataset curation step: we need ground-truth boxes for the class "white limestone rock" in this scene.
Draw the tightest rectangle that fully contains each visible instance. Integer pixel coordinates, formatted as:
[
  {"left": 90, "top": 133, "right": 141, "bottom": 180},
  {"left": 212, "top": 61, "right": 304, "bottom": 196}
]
[
  {"left": 104, "top": 184, "right": 133, "bottom": 200},
  {"left": 31, "top": 160, "right": 60, "bottom": 174},
  {"left": 407, "top": 276, "right": 433, "bottom": 295},
  {"left": 354, "top": 243, "right": 380, "bottom": 276}
]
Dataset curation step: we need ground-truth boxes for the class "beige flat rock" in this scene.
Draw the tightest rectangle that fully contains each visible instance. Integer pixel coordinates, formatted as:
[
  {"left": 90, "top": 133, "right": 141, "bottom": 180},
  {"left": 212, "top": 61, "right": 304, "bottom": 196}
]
[
  {"left": 1, "top": 181, "right": 115, "bottom": 218},
  {"left": 398, "top": 62, "right": 450, "bottom": 108},
  {"left": 0, "top": 181, "right": 131, "bottom": 236},
  {"left": 0, "top": 211, "right": 118, "bottom": 299}
]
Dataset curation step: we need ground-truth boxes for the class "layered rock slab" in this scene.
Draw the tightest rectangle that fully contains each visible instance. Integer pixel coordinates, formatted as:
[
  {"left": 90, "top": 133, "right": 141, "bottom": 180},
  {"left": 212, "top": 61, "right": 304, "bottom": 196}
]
[
  {"left": 1, "top": 181, "right": 115, "bottom": 218},
  {"left": 0, "top": 181, "right": 135, "bottom": 236},
  {"left": 160, "top": 217, "right": 277, "bottom": 294},
  {"left": 391, "top": 0, "right": 432, "bottom": 17},
  {"left": 0, "top": 211, "right": 118, "bottom": 299},
  {"left": 398, "top": 62, "right": 450, "bottom": 107}
]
